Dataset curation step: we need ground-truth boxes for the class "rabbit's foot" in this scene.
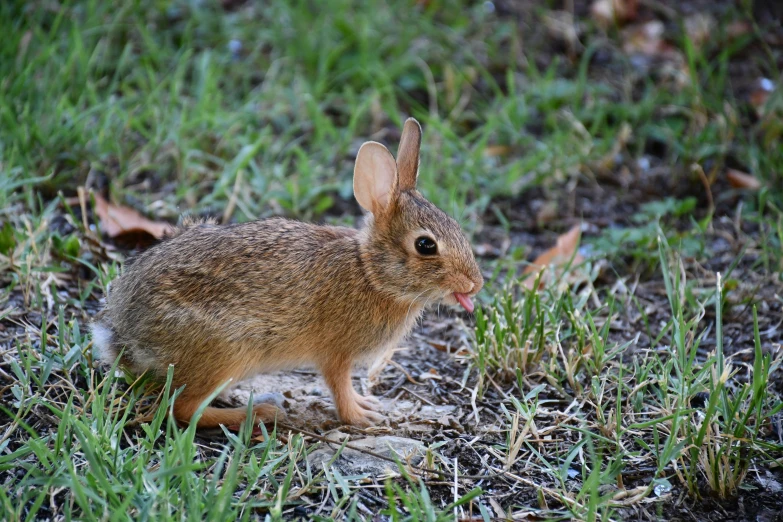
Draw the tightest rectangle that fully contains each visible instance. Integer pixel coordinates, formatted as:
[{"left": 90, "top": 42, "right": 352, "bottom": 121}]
[
  {"left": 339, "top": 401, "right": 385, "bottom": 427},
  {"left": 173, "top": 397, "right": 284, "bottom": 429},
  {"left": 352, "top": 392, "right": 382, "bottom": 411},
  {"left": 322, "top": 359, "right": 385, "bottom": 427},
  {"left": 252, "top": 403, "right": 287, "bottom": 423}
]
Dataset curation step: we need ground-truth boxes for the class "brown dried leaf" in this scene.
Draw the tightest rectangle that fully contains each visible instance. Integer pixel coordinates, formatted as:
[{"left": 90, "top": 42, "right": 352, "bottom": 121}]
[
  {"left": 483, "top": 145, "right": 512, "bottom": 157},
  {"left": 427, "top": 340, "right": 450, "bottom": 352},
  {"left": 419, "top": 368, "right": 442, "bottom": 381},
  {"left": 726, "top": 169, "right": 762, "bottom": 190},
  {"left": 522, "top": 225, "right": 585, "bottom": 290},
  {"left": 92, "top": 192, "right": 175, "bottom": 240}
]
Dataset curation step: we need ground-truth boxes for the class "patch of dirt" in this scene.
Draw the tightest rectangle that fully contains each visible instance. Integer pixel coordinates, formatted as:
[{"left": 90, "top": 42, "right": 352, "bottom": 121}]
[{"left": 216, "top": 317, "right": 480, "bottom": 433}]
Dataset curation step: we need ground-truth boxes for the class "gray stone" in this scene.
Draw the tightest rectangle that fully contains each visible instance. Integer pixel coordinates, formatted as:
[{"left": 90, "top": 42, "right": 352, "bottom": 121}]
[
  {"left": 418, "top": 404, "right": 456, "bottom": 419},
  {"left": 251, "top": 392, "right": 285, "bottom": 408},
  {"left": 307, "top": 435, "right": 425, "bottom": 476}
]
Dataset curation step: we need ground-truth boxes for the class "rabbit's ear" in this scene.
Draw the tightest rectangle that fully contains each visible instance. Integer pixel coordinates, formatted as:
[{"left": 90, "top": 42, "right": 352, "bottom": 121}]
[
  {"left": 354, "top": 141, "right": 398, "bottom": 214},
  {"left": 396, "top": 118, "right": 422, "bottom": 191}
]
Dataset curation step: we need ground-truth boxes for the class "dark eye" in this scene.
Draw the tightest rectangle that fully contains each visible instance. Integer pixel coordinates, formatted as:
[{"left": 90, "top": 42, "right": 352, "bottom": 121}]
[{"left": 415, "top": 236, "right": 438, "bottom": 256}]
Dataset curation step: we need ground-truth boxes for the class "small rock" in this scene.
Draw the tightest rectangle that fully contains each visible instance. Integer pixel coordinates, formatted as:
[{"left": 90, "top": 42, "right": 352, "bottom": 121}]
[
  {"left": 283, "top": 388, "right": 305, "bottom": 399},
  {"left": 307, "top": 436, "right": 425, "bottom": 476},
  {"left": 437, "top": 415, "right": 464, "bottom": 432},
  {"left": 653, "top": 478, "right": 673, "bottom": 497},
  {"left": 252, "top": 392, "right": 285, "bottom": 408},
  {"left": 418, "top": 404, "right": 456, "bottom": 419},
  {"left": 757, "top": 470, "right": 783, "bottom": 493},
  {"left": 228, "top": 39, "right": 243, "bottom": 58}
]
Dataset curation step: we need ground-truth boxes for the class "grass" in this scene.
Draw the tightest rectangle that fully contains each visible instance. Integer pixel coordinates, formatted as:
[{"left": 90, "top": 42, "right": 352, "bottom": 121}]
[
  {"left": 473, "top": 230, "right": 782, "bottom": 503},
  {"left": 2, "top": 0, "right": 783, "bottom": 520}
]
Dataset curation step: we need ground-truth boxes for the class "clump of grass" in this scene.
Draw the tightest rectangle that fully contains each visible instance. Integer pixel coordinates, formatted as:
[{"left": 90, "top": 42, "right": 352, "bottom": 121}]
[
  {"left": 472, "top": 282, "right": 549, "bottom": 393},
  {"left": 467, "top": 230, "right": 782, "bottom": 510},
  {"left": 652, "top": 237, "right": 783, "bottom": 499},
  {"left": 470, "top": 260, "right": 616, "bottom": 399}
]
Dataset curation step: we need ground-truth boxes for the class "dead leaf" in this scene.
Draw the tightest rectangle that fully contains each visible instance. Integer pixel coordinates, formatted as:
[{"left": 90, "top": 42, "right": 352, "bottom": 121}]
[
  {"left": 91, "top": 192, "right": 175, "bottom": 240},
  {"left": 419, "top": 368, "right": 442, "bottom": 381},
  {"left": 591, "top": 0, "right": 638, "bottom": 30},
  {"left": 523, "top": 225, "right": 585, "bottom": 290},
  {"left": 726, "top": 169, "right": 762, "bottom": 190},
  {"left": 483, "top": 145, "right": 512, "bottom": 157}
]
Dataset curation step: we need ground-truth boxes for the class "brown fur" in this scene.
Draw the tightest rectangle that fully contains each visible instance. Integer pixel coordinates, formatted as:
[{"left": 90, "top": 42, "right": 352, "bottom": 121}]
[{"left": 91, "top": 118, "right": 483, "bottom": 428}]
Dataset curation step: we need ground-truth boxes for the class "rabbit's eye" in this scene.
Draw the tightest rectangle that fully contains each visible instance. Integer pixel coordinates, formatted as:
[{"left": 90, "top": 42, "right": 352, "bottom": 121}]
[{"left": 415, "top": 236, "right": 438, "bottom": 256}]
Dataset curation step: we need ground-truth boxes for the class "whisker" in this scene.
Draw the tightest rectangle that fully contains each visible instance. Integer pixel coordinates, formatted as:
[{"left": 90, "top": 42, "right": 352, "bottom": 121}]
[{"left": 404, "top": 289, "right": 430, "bottom": 326}]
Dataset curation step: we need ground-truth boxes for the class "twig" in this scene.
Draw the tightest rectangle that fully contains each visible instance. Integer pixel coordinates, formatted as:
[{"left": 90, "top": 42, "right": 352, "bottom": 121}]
[
  {"left": 274, "top": 421, "right": 563, "bottom": 483},
  {"left": 401, "top": 386, "right": 436, "bottom": 406},
  {"left": 222, "top": 169, "right": 244, "bottom": 224}
]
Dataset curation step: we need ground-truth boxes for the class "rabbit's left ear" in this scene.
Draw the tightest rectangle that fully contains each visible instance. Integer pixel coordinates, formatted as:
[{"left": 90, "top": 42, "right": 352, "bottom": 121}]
[
  {"left": 396, "top": 118, "right": 421, "bottom": 191},
  {"left": 354, "top": 141, "right": 398, "bottom": 214}
]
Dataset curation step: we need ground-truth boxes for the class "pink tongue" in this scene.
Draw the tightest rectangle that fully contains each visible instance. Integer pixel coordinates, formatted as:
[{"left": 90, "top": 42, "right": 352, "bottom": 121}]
[{"left": 453, "top": 292, "right": 474, "bottom": 313}]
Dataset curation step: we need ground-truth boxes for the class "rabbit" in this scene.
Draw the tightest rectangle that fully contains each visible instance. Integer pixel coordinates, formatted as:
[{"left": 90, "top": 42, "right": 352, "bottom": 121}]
[{"left": 90, "top": 118, "right": 483, "bottom": 429}]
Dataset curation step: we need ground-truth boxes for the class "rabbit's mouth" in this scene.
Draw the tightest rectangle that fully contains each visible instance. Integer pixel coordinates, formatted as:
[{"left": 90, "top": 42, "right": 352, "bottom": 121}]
[{"left": 452, "top": 292, "right": 474, "bottom": 313}]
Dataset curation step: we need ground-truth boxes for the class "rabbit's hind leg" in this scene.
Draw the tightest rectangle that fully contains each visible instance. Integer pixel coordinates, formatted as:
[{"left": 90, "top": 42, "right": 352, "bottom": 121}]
[
  {"left": 169, "top": 362, "right": 283, "bottom": 429},
  {"left": 172, "top": 392, "right": 283, "bottom": 429}
]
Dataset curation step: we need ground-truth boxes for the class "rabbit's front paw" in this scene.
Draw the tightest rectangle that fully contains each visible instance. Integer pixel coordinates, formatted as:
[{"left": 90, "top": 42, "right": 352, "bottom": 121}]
[
  {"left": 339, "top": 400, "right": 385, "bottom": 427},
  {"left": 353, "top": 392, "right": 382, "bottom": 411}
]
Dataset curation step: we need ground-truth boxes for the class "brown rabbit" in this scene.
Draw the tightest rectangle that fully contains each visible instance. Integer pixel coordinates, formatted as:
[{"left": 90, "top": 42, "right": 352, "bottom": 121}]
[{"left": 91, "top": 118, "right": 483, "bottom": 428}]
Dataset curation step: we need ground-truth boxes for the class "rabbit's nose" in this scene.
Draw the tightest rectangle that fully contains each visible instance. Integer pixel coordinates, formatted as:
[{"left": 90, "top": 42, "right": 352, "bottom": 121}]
[
  {"left": 470, "top": 275, "right": 484, "bottom": 295},
  {"left": 464, "top": 278, "right": 483, "bottom": 295}
]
